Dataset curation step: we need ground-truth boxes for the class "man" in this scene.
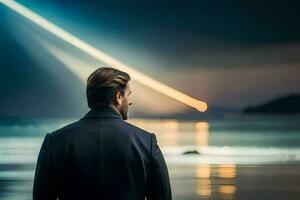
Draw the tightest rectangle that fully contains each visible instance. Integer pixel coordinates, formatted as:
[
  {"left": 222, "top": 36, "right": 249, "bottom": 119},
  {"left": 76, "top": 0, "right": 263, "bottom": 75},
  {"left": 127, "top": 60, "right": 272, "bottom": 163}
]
[{"left": 33, "top": 67, "right": 172, "bottom": 200}]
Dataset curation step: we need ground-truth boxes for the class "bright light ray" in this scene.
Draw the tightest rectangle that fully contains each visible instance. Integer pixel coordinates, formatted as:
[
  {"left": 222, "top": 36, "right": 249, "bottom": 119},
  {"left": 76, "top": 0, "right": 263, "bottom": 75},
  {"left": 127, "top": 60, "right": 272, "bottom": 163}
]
[
  {"left": 1, "top": 0, "right": 207, "bottom": 112},
  {"left": 39, "top": 40, "right": 95, "bottom": 83}
]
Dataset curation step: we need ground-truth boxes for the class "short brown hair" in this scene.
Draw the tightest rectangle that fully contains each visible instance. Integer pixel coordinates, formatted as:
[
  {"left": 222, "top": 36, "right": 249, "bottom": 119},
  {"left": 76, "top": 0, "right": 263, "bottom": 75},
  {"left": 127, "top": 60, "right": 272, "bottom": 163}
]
[{"left": 86, "top": 67, "right": 131, "bottom": 109}]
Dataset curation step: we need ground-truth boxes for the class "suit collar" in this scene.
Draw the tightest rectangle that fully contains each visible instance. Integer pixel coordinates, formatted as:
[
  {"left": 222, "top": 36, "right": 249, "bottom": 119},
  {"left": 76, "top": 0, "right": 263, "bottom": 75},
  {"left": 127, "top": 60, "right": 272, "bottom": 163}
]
[{"left": 80, "top": 105, "right": 122, "bottom": 120}]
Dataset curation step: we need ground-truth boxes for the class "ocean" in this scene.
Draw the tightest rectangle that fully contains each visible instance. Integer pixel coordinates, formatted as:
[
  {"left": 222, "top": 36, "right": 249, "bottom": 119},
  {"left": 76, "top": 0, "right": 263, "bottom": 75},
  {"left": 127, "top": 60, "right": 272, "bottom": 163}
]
[{"left": 0, "top": 116, "right": 300, "bottom": 199}]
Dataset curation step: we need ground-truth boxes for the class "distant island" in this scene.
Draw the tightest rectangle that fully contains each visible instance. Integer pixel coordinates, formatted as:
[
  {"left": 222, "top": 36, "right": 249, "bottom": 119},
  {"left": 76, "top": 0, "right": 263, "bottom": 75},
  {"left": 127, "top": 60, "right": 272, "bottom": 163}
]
[{"left": 243, "top": 94, "right": 300, "bottom": 114}]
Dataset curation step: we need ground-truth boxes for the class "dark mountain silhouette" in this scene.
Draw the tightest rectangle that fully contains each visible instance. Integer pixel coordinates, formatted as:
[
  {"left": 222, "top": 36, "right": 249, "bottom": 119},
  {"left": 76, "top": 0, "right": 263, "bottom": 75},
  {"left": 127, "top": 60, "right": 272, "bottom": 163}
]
[{"left": 243, "top": 94, "right": 300, "bottom": 114}]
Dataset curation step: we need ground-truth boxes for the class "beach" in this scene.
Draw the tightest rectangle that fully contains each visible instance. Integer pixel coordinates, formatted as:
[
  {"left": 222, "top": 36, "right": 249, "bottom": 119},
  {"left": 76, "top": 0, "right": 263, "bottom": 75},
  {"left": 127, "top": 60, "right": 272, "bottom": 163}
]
[
  {"left": 0, "top": 163, "right": 300, "bottom": 200},
  {"left": 0, "top": 117, "right": 300, "bottom": 199},
  {"left": 170, "top": 163, "right": 300, "bottom": 200}
]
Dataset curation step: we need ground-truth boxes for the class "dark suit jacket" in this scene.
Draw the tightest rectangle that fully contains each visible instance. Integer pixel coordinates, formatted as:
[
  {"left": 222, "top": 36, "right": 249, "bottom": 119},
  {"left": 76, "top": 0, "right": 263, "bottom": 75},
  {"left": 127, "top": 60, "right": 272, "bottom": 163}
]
[{"left": 33, "top": 106, "right": 172, "bottom": 200}]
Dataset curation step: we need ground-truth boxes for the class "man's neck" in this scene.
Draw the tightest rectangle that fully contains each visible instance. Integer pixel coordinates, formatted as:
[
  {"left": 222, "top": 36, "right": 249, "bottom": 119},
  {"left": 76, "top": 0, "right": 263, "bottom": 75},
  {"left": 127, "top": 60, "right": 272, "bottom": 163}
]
[{"left": 108, "top": 104, "right": 121, "bottom": 116}]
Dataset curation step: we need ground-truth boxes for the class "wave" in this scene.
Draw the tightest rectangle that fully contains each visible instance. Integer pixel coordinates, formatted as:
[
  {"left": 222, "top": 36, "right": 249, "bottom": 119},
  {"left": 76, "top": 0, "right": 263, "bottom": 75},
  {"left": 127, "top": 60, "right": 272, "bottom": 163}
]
[
  {"left": 162, "top": 146, "right": 300, "bottom": 164},
  {"left": 1, "top": 137, "right": 300, "bottom": 165}
]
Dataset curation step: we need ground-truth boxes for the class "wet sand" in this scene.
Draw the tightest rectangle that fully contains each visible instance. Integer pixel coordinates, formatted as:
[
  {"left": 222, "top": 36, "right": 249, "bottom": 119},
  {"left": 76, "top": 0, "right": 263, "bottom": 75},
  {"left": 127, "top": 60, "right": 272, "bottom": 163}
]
[
  {"left": 169, "top": 163, "right": 300, "bottom": 200},
  {"left": 1, "top": 163, "right": 300, "bottom": 199}
]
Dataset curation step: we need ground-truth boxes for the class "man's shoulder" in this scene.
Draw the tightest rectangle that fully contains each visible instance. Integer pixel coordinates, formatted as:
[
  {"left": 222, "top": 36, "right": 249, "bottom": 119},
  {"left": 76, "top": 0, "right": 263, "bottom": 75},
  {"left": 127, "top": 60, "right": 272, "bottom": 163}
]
[
  {"left": 120, "top": 120, "right": 153, "bottom": 137},
  {"left": 48, "top": 120, "right": 82, "bottom": 137}
]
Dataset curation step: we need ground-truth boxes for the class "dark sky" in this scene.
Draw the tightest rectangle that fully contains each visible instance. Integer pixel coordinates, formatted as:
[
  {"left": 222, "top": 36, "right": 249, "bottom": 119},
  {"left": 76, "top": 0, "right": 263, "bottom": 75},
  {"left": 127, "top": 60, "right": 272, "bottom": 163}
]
[
  {"left": 15, "top": 0, "right": 300, "bottom": 68},
  {"left": 1, "top": 0, "right": 300, "bottom": 117}
]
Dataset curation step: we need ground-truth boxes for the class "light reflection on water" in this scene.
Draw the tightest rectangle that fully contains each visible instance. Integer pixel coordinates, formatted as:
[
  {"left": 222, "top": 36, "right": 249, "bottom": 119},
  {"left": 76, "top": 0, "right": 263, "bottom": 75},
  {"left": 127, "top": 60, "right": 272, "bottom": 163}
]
[
  {"left": 194, "top": 164, "right": 236, "bottom": 199},
  {"left": 0, "top": 117, "right": 300, "bottom": 199}
]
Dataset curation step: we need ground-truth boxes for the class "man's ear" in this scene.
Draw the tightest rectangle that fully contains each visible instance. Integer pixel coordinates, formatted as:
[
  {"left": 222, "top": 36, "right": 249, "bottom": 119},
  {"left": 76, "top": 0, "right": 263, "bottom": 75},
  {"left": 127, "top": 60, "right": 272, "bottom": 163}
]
[{"left": 114, "top": 91, "right": 122, "bottom": 105}]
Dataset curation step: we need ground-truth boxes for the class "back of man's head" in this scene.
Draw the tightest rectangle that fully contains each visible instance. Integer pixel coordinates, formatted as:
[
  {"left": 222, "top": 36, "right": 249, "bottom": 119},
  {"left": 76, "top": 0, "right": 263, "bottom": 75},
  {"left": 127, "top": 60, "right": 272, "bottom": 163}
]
[{"left": 86, "top": 67, "right": 131, "bottom": 109}]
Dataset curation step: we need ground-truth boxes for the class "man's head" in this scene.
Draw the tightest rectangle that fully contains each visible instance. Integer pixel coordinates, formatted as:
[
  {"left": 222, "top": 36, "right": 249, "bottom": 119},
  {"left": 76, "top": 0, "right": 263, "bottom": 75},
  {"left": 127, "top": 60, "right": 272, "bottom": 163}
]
[{"left": 86, "top": 67, "right": 133, "bottom": 120}]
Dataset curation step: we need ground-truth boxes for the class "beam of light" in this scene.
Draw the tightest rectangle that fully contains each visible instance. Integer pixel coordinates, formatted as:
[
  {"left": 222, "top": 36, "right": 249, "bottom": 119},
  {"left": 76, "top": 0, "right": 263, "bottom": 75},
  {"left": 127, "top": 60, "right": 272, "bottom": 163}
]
[
  {"left": 1, "top": 0, "right": 208, "bottom": 112},
  {"left": 38, "top": 40, "right": 95, "bottom": 83}
]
